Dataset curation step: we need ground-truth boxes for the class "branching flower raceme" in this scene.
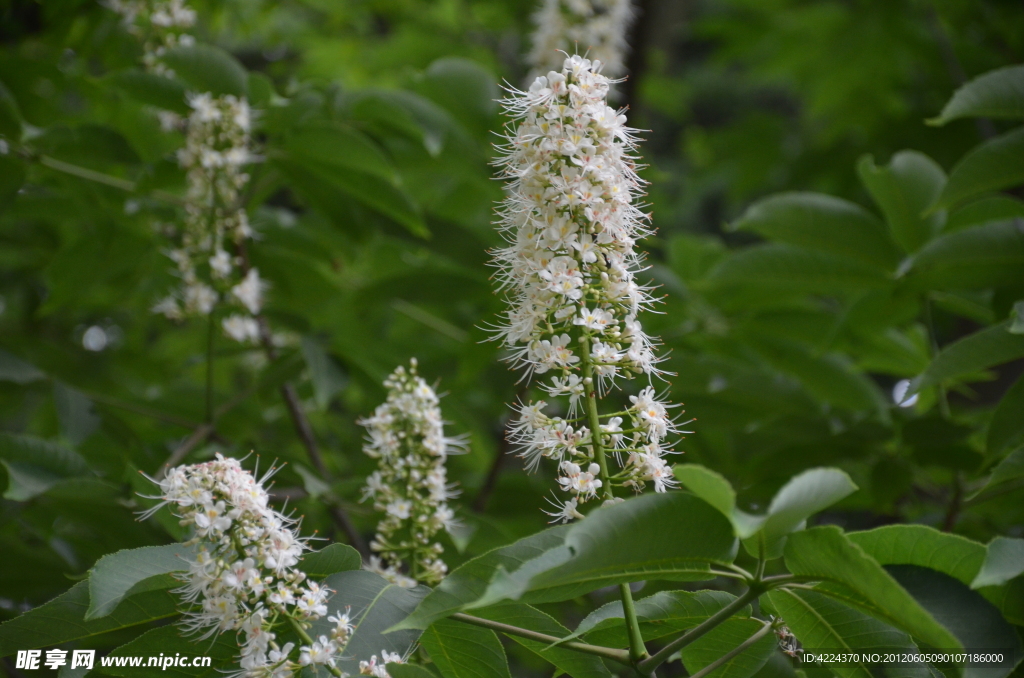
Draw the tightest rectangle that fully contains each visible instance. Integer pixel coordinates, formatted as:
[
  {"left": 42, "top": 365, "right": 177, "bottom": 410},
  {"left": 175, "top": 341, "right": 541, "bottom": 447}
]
[
  {"left": 492, "top": 55, "right": 689, "bottom": 522},
  {"left": 528, "top": 0, "right": 635, "bottom": 81},
  {"left": 360, "top": 360, "right": 464, "bottom": 587},
  {"left": 142, "top": 455, "right": 406, "bottom": 678},
  {"left": 108, "top": 0, "right": 265, "bottom": 345}
]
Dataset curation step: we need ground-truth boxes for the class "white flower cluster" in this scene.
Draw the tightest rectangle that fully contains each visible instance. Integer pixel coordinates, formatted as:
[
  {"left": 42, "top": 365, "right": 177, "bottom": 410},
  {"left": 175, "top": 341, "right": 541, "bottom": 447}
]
[
  {"left": 528, "top": 0, "right": 634, "bottom": 81},
  {"left": 142, "top": 454, "right": 369, "bottom": 678},
  {"left": 152, "top": 91, "right": 266, "bottom": 345},
  {"left": 107, "top": 0, "right": 197, "bottom": 76},
  {"left": 492, "top": 55, "right": 684, "bottom": 520},
  {"left": 108, "top": 0, "right": 263, "bottom": 345},
  {"left": 359, "top": 360, "right": 463, "bottom": 587}
]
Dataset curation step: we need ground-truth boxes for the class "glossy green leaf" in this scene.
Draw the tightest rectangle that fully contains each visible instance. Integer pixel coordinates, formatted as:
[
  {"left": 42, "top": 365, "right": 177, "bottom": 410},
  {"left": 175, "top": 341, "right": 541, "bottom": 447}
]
[
  {"left": 674, "top": 464, "right": 764, "bottom": 538},
  {"left": 464, "top": 492, "right": 737, "bottom": 608},
  {"left": 971, "top": 538, "right": 1024, "bottom": 589},
  {"left": 729, "top": 192, "right": 900, "bottom": 268},
  {"left": 929, "top": 65, "right": 1024, "bottom": 125},
  {"left": 87, "top": 544, "right": 196, "bottom": 620},
  {"left": 0, "top": 348, "right": 45, "bottom": 384},
  {"left": 420, "top": 618, "right": 510, "bottom": 678},
  {"left": 707, "top": 244, "right": 891, "bottom": 294},
  {"left": 0, "top": 433, "right": 90, "bottom": 500},
  {"left": 858, "top": 151, "right": 946, "bottom": 253},
  {"left": 391, "top": 526, "right": 570, "bottom": 631},
  {"left": 783, "top": 526, "right": 961, "bottom": 653},
  {"left": 160, "top": 44, "right": 248, "bottom": 97},
  {"left": 742, "top": 468, "right": 858, "bottom": 559},
  {"left": 418, "top": 57, "right": 499, "bottom": 134},
  {"left": 848, "top": 524, "right": 985, "bottom": 586},
  {"left": 887, "top": 565, "right": 1022, "bottom": 678},
  {"left": 473, "top": 603, "right": 612, "bottom": 678},
  {"left": 298, "top": 543, "right": 362, "bottom": 578},
  {"left": 0, "top": 580, "right": 180, "bottom": 656},
  {"left": 106, "top": 69, "right": 189, "bottom": 114},
  {"left": 945, "top": 196, "right": 1024, "bottom": 232},
  {"left": 0, "top": 78, "right": 23, "bottom": 140},
  {"left": 681, "top": 618, "right": 776, "bottom": 678},
  {"left": 974, "top": 447, "right": 1024, "bottom": 498},
  {"left": 308, "top": 570, "right": 428, "bottom": 675},
  {"left": 905, "top": 220, "right": 1024, "bottom": 290},
  {"left": 99, "top": 625, "right": 237, "bottom": 678},
  {"left": 935, "top": 127, "right": 1024, "bottom": 209},
  {"left": 570, "top": 589, "right": 744, "bottom": 647},
  {"left": 765, "top": 588, "right": 924, "bottom": 678},
  {"left": 282, "top": 122, "right": 396, "bottom": 182},
  {"left": 388, "top": 664, "right": 439, "bottom": 678},
  {"left": 987, "top": 373, "right": 1024, "bottom": 455},
  {"left": 910, "top": 321, "right": 1024, "bottom": 392}
]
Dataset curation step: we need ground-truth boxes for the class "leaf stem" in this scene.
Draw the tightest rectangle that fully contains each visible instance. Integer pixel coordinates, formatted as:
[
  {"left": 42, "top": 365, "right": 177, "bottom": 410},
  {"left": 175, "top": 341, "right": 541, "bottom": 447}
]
[
  {"left": 35, "top": 153, "right": 187, "bottom": 206},
  {"left": 450, "top": 613, "right": 631, "bottom": 665},
  {"left": 578, "top": 332, "right": 649, "bottom": 665},
  {"left": 682, "top": 621, "right": 773, "bottom": 678},
  {"left": 637, "top": 585, "right": 763, "bottom": 674}
]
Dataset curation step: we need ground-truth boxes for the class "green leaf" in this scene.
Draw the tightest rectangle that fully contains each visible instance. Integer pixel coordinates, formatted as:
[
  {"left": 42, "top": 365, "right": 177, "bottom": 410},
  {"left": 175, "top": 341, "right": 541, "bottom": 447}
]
[
  {"left": 388, "top": 664, "right": 439, "bottom": 678},
  {"left": 847, "top": 525, "right": 985, "bottom": 586},
  {"left": 301, "top": 336, "right": 347, "bottom": 410},
  {"left": 0, "top": 580, "right": 180, "bottom": 657},
  {"left": 673, "top": 464, "right": 764, "bottom": 538},
  {"left": 160, "top": 44, "right": 248, "bottom": 97},
  {"left": 783, "top": 526, "right": 962, "bottom": 653},
  {"left": 0, "top": 78, "right": 23, "bottom": 140},
  {"left": 987, "top": 373, "right": 1024, "bottom": 455},
  {"left": 729, "top": 192, "right": 900, "bottom": 269},
  {"left": 420, "top": 617, "right": 510, "bottom": 678},
  {"left": 971, "top": 538, "right": 1024, "bottom": 589},
  {"left": 765, "top": 588, "right": 923, "bottom": 678},
  {"left": 707, "top": 244, "right": 891, "bottom": 295},
  {"left": 418, "top": 57, "right": 498, "bottom": 134},
  {"left": 744, "top": 468, "right": 858, "bottom": 559},
  {"left": 858, "top": 151, "right": 946, "bottom": 253},
  {"left": 87, "top": 544, "right": 196, "bottom": 620},
  {"left": 99, "top": 624, "right": 238, "bottom": 678},
  {"left": 54, "top": 382, "right": 100, "bottom": 447},
  {"left": 974, "top": 447, "right": 1024, "bottom": 498},
  {"left": 309, "top": 570, "right": 428, "bottom": 675},
  {"left": 464, "top": 492, "right": 737, "bottom": 608},
  {"left": 910, "top": 321, "right": 1024, "bottom": 393},
  {"left": 935, "top": 127, "right": 1024, "bottom": 209},
  {"left": 391, "top": 526, "right": 571, "bottom": 631},
  {"left": 945, "top": 196, "right": 1024, "bottom": 232},
  {"left": 887, "top": 565, "right": 1022, "bottom": 678},
  {"left": 0, "top": 348, "right": 45, "bottom": 383},
  {"left": 0, "top": 154, "right": 25, "bottom": 214},
  {"left": 282, "top": 121, "right": 397, "bottom": 182},
  {"left": 681, "top": 618, "right": 776, "bottom": 678},
  {"left": 473, "top": 603, "right": 612, "bottom": 678},
  {"left": 929, "top": 65, "right": 1024, "bottom": 125},
  {"left": 905, "top": 220, "right": 1024, "bottom": 290},
  {"left": 106, "top": 69, "right": 189, "bottom": 114},
  {"left": 298, "top": 543, "right": 362, "bottom": 578},
  {"left": 571, "top": 590, "right": 745, "bottom": 647},
  {"left": 0, "top": 433, "right": 90, "bottom": 500}
]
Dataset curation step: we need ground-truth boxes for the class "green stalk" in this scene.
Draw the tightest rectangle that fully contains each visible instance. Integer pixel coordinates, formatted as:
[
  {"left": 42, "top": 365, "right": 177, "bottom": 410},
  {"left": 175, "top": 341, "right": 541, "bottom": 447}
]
[
  {"left": 205, "top": 312, "right": 216, "bottom": 424},
  {"left": 578, "top": 333, "right": 649, "bottom": 665},
  {"left": 452, "top": 613, "right": 631, "bottom": 665}
]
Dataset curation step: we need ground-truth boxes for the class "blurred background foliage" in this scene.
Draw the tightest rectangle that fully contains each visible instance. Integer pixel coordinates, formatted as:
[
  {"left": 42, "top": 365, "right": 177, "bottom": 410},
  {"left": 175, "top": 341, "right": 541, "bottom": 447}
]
[{"left": 1, "top": 0, "right": 1023, "bottom": 669}]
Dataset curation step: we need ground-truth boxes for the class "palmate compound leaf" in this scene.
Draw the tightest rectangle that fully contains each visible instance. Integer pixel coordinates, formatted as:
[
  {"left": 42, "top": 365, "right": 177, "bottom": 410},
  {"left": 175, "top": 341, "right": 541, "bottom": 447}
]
[
  {"left": 87, "top": 544, "right": 197, "bottom": 620},
  {"left": 680, "top": 617, "right": 777, "bottom": 678},
  {"left": 929, "top": 65, "right": 1024, "bottom": 125},
  {"left": 419, "top": 618, "right": 511, "bottom": 678},
  {"left": 472, "top": 603, "right": 612, "bottom": 678},
  {"left": 783, "top": 527, "right": 962, "bottom": 657},
  {"left": 564, "top": 589, "right": 746, "bottom": 647},
  {"left": 764, "top": 588, "right": 930, "bottom": 678},
  {"left": 308, "top": 570, "right": 429, "bottom": 676},
  {"left": 0, "top": 578, "right": 180, "bottom": 657},
  {"left": 728, "top": 192, "right": 901, "bottom": 269},
  {"left": 391, "top": 493, "right": 736, "bottom": 631}
]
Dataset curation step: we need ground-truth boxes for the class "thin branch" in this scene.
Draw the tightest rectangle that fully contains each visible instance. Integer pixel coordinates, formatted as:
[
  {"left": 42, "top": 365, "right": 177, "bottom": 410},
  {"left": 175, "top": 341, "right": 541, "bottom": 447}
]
[
  {"left": 85, "top": 391, "right": 199, "bottom": 429},
  {"left": 964, "top": 478, "right": 1024, "bottom": 507},
  {"left": 35, "top": 154, "right": 188, "bottom": 206},
  {"left": 157, "top": 422, "right": 215, "bottom": 479},
  {"left": 684, "top": 622, "right": 773, "bottom": 678},
  {"left": 450, "top": 613, "right": 631, "bottom": 665},
  {"left": 942, "top": 471, "right": 964, "bottom": 532}
]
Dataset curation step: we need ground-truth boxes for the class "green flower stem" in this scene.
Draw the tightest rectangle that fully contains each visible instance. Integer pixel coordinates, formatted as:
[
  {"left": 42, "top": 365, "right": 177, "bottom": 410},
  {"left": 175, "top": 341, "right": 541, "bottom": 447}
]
[
  {"left": 205, "top": 312, "right": 216, "bottom": 424},
  {"left": 578, "top": 333, "right": 649, "bottom": 666},
  {"left": 286, "top": 616, "right": 345, "bottom": 678},
  {"left": 451, "top": 613, "right": 631, "bottom": 665}
]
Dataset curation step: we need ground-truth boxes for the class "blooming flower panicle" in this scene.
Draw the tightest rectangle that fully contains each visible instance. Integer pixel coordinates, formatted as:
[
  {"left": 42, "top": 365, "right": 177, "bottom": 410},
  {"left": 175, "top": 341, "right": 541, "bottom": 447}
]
[
  {"left": 107, "top": 0, "right": 197, "bottom": 76},
  {"left": 492, "top": 55, "right": 688, "bottom": 520},
  {"left": 528, "top": 0, "right": 635, "bottom": 81},
  {"left": 142, "top": 455, "right": 348, "bottom": 678},
  {"left": 359, "top": 359, "right": 465, "bottom": 587}
]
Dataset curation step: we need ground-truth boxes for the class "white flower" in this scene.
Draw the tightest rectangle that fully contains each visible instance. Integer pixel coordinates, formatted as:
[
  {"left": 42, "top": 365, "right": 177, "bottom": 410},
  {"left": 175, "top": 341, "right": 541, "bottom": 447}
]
[
  {"left": 543, "top": 496, "right": 585, "bottom": 523},
  {"left": 527, "top": 0, "right": 635, "bottom": 82},
  {"left": 232, "top": 269, "right": 266, "bottom": 315},
  {"left": 222, "top": 314, "right": 260, "bottom": 343},
  {"left": 359, "top": 360, "right": 464, "bottom": 586}
]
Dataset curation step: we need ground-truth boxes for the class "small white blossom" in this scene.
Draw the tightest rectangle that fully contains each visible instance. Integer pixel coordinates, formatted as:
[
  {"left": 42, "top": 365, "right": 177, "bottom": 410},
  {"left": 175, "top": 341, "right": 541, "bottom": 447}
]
[{"left": 528, "top": 0, "right": 635, "bottom": 82}]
